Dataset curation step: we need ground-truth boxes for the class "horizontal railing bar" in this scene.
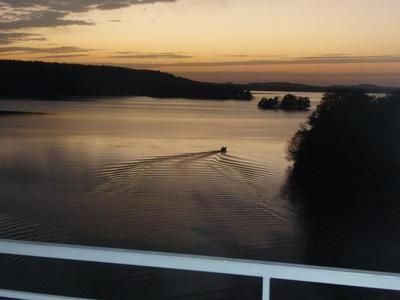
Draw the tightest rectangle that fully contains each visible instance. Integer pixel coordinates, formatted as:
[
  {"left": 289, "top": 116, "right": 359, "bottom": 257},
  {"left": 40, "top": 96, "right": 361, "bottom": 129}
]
[
  {"left": 0, "top": 288, "right": 92, "bottom": 300},
  {"left": 0, "top": 239, "right": 400, "bottom": 291}
]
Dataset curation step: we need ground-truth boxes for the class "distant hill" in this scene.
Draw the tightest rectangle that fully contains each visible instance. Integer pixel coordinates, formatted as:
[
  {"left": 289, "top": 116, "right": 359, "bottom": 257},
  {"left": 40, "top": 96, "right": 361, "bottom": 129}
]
[
  {"left": 246, "top": 82, "right": 325, "bottom": 92},
  {"left": 327, "top": 84, "right": 398, "bottom": 94},
  {"left": 245, "top": 82, "right": 398, "bottom": 93},
  {"left": 0, "top": 60, "right": 252, "bottom": 100}
]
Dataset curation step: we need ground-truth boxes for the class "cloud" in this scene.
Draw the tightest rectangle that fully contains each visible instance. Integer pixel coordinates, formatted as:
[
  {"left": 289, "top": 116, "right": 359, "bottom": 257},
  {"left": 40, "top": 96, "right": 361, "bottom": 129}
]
[
  {"left": 220, "top": 54, "right": 252, "bottom": 58},
  {"left": 108, "top": 52, "right": 192, "bottom": 59},
  {"left": 219, "top": 54, "right": 282, "bottom": 58},
  {"left": 296, "top": 55, "right": 400, "bottom": 64},
  {"left": 0, "top": 32, "right": 46, "bottom": 44},
  {"left": 39, "top": 54, "right": 88, "bottom": 59},
  {"left": 0, "top": 0, "right": 177, "bottom": 30},
  {"left": 0, "top": 10, "right": 93, "bottom": 30},
  {"left": 122, "top": 55, "right": 400, "bottom": 68},
  {"left": 0, "top": 46, "right": 92, "bottom": 54},
  {"left": 0, "top": 0, "right": 177, "bottom": 13}
]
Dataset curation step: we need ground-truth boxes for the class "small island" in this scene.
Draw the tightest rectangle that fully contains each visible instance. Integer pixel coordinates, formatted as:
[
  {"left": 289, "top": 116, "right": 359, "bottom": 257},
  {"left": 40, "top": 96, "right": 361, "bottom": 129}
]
[{"left": 258, "top": 94, "right": 311, "bottom": 111}]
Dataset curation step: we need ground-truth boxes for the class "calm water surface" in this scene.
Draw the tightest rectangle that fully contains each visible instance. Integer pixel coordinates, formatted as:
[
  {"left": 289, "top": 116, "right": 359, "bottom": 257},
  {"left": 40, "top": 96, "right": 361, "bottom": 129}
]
[{"left": 0, "top": 92, "right": 321, "bottom": 299}]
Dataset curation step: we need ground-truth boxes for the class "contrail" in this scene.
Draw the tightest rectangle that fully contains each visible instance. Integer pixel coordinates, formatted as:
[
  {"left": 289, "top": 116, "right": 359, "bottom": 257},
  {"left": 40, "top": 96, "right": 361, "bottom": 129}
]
[{"left": 147, "top": 11, "right": 164, "bottom": 27}]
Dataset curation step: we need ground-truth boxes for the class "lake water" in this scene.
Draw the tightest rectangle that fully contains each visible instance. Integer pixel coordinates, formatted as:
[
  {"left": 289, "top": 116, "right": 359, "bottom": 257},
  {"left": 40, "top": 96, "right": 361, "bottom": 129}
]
[{"left": 0, "top": 92, "right": 323, "bottom": 299}]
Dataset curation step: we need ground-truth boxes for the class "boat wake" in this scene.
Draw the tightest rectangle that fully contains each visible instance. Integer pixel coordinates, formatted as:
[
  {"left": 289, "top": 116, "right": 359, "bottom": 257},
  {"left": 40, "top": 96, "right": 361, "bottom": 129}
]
[{"left": 78, "top": 150, "right": 299, "bottom": 254}]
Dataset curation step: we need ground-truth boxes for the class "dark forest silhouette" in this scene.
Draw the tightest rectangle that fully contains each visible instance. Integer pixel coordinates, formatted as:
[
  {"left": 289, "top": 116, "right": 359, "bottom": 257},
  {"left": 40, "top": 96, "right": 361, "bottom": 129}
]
[
  {"left": 286, "top": 90, "right": 400, "bottom": 299},
  {"left": 258, "top": 94, "right": 310, "bottom": 111},
  {"left": 0, "top": 60, "right": 252, "bottom": 100}
]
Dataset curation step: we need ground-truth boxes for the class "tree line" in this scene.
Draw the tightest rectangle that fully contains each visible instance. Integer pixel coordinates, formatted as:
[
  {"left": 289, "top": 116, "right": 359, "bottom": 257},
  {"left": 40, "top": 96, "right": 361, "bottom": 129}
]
[{"left": 0, "top": 60, "right": 253, "bottom": 100}]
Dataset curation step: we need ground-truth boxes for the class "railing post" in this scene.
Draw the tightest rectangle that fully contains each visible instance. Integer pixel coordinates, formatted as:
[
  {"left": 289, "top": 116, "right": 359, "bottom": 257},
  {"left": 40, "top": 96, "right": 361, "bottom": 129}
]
[{"left": 262, "top": 276, "right": 270, "bottom": 300}]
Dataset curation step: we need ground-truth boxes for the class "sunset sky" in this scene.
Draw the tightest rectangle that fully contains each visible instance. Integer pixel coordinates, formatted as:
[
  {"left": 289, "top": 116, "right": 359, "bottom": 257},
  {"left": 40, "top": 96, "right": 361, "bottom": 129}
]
[{"left": 0, "top": 0, "right": 399, "bottom": 85}]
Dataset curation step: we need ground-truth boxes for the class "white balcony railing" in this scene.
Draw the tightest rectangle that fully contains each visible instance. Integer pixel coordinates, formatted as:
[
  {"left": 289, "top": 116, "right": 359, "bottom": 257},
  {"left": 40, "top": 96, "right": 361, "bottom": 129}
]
[{"left": 0, "top": 239, "right": 400, "bottom": 300}]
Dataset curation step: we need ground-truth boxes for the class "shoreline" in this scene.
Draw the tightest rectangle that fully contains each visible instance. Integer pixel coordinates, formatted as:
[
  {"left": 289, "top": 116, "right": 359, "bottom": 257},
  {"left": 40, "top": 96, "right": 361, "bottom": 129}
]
[{"left": 0, "top": 110, "right": 48, "bottom": 116}]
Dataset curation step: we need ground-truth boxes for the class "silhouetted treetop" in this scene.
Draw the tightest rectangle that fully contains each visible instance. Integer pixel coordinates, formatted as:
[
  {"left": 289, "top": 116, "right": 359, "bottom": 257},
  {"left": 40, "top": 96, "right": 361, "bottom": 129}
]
[
  {"left": 288, "top": 90, "right": 400, "bottom": 216},
  {"left": 0, "top": 60, "right": 252, "bottom": 100}
]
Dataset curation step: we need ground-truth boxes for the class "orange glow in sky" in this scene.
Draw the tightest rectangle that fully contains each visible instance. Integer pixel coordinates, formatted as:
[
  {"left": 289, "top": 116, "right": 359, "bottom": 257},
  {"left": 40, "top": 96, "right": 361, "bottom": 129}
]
[{"left": 0, "top": 0, "right": 399, "bottom": 85}]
